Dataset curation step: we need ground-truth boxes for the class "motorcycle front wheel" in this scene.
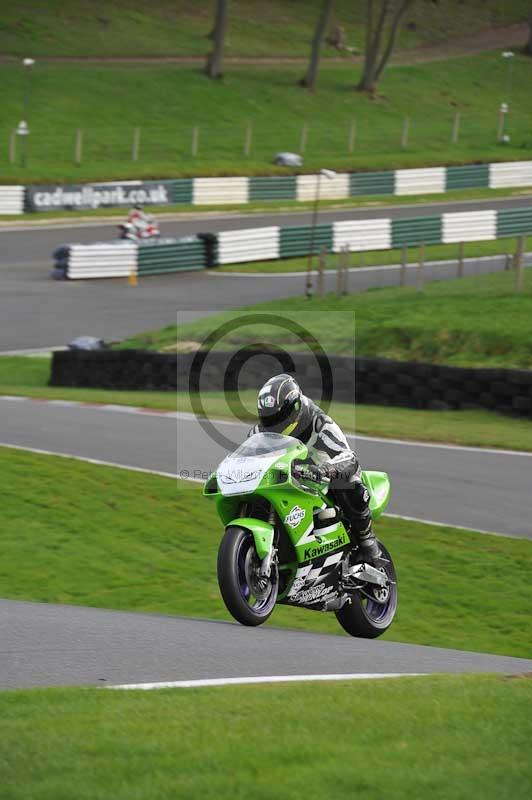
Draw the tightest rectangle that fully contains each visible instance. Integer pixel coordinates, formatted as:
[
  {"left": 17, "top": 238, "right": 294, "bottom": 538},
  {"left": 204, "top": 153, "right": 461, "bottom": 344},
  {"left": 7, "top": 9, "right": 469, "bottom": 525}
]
[
  {"left": 217, "top": 526, "right": 278, "bottom": 627},
  {"left": 335, "top": 541, "right": 398, "bottom": 639}
]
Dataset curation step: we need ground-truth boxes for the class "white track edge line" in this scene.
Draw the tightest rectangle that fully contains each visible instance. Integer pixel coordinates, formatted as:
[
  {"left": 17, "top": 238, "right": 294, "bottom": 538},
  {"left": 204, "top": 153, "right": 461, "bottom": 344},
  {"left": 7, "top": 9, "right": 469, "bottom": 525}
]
[{"left": 108, "top": 672, "right": 426, "bottom": 690}]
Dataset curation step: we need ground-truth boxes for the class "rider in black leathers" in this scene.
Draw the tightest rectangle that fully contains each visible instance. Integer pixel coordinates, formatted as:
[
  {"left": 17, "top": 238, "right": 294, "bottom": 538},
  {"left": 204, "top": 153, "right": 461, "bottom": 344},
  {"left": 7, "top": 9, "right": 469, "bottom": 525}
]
[{"left": 249, "top": 373, "right": 381, "bottom": 562}]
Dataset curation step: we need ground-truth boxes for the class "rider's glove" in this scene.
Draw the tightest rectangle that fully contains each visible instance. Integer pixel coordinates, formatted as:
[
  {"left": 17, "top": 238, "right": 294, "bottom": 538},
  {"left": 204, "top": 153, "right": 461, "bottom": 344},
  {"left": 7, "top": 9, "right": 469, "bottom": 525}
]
[{"left": 293, "top": 463, "right": 330, "bottom": 484}]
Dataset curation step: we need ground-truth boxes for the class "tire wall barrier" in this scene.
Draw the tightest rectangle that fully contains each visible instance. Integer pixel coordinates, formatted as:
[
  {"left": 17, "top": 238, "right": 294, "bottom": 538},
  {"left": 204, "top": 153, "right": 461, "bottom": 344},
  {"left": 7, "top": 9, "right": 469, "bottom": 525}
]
[
  {"left": 50, "top": 349, "right": 532, "bottom": 418},
  {"left": 11, "top": 159, "right": 532, "bottom": 214}
]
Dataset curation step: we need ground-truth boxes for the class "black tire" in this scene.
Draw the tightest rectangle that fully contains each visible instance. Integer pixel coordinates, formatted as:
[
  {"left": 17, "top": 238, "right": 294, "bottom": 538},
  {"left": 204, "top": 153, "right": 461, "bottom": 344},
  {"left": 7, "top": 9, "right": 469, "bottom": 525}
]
[
  {"left": 217, "top": 526, "right": 278, "bottom": 627},
  {"left": 335, "top": 541, "right": 398, "bottom": 639}
]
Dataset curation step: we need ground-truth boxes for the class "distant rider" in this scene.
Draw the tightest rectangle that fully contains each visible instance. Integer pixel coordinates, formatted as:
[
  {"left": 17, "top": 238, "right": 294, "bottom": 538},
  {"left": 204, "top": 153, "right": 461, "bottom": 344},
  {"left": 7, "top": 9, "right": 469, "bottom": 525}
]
[{"left": 249, "top": 374, "right": 381, "bottom": 562}]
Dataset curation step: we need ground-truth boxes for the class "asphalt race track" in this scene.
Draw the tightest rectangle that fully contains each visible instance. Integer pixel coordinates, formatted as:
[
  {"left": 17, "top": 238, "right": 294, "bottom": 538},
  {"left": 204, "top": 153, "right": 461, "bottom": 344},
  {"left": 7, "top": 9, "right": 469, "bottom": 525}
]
[
  {"left": 1, "top": 398, "right": 530, "bottom": 538},
  {"left": 1, "top": 195, "right": 531, "bottom": 352},
  {"left": 1, "top": 599, "right": 531, "bottom": 690}
]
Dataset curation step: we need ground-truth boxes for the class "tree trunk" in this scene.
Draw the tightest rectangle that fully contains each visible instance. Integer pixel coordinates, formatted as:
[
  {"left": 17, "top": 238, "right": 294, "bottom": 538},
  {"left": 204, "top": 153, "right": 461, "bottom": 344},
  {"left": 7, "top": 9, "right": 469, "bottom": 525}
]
[
  {"left": 300, "top": 0, "right": 336, "bottom": 90},
  {"left": 525, "top": 14, "right": 532, "bottom": 55},
  {"left": 356, "top": 0, "right": 413, "bottom": 93},
  {"left": 205, "top": 0, "right": 229, "bottom": 79}
]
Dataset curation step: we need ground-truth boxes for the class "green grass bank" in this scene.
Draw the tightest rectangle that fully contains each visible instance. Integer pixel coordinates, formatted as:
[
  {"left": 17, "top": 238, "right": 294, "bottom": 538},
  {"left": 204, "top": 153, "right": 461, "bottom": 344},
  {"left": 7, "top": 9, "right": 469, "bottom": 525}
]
[
  {"left": 120, "top": 269, "right": 532, "bottom": 368},
  {"left": 2, "top": 52, "right": 532, "bottom": 182},
  {"left": 1, "top": 676, "right": 531, "bottom": 800}
]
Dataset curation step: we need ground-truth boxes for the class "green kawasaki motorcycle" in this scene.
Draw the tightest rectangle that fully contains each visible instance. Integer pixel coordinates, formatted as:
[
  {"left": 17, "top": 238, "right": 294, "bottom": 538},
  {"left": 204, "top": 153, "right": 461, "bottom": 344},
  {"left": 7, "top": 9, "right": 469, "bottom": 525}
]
[{"left": 204, "top": 432, "right": 397, "bottom": 638}]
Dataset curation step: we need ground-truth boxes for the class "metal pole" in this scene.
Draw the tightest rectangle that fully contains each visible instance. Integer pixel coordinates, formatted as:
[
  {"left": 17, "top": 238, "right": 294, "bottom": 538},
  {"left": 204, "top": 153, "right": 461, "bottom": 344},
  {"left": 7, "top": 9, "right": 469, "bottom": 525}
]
[
  {"left": 132, "top": 127, "right": 141, "bottom": 162},
  {"left": 342, "top": 246, "right": 349, "bottom": 294},
  {"left": 457, "top": 241, "right": 465, "bottom": 278},
  {"left": 400, "top": 246, "right": 407, "bottom": 287},
  {"left": 244, "top": 122, "right": 252, "bottom": 157},
  {"left": 417, "top": 242, "right": 425, "bottom": 292},
  {"left": 451, "top": 112, "right": 460, "bottom": 144},
  {"left": 75, "top": 129, "right": 83, "bottom": 164},
  {"left": 401, "top": 115, "right": 410, "bottom": 149},
  {"left": 317, "top": 248, "right": 326, "bottom": 297},
  {"left": 9, "top": 130, "right": 16, "bottom": 164},
  {"left": 305, "top": 172, "right": 321, "bottom": 299}
]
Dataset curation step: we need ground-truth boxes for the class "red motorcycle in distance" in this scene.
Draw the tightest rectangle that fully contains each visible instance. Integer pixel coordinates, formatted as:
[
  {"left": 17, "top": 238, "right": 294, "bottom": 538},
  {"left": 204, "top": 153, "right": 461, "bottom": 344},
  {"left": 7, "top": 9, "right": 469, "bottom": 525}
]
[{"left": 118, "top": 206, "right": 160, "bottom": 241}]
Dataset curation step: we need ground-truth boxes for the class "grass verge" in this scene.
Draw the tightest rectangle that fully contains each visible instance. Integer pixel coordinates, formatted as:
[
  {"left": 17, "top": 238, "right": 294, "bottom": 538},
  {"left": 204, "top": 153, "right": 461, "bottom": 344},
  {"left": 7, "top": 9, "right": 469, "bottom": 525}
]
[
  {"left": 1, "top": 676, "right": 531, "bottom": 800},
  {"left": 1, "top": 53, "right": 531, "bottom": 182},
  {"left": 1, "top": 358, "right": 531, "bottom": 452},
  {"left": 2, "top": 446, "right": 531, "bottom": 658},
  {"left": 120, "top": 269, "right": 532, "bottom": 368}
]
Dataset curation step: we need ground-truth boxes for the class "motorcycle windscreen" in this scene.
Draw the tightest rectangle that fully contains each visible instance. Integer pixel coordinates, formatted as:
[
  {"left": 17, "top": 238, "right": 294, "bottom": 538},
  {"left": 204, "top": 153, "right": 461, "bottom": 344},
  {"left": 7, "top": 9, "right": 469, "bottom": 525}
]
[{"left": 216, "top": 433, "right": 298, "bottom": 497}]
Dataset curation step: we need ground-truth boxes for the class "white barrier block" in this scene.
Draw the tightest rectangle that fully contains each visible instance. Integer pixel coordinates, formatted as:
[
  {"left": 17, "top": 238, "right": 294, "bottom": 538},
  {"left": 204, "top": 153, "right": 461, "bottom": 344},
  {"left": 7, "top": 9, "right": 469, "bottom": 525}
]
[
  {"left": 442, "top": 210, "right": 497, "bottom": 243},
  {"left": 333, "top": 218, "right": 391, "bottom": 252},
  {"left": 296, "top": 173, "right": 350, "bottom": 202},
  {"left": 395, "top": 168, "right": 446, "bottom": 196},
  {"left": 0, "top": 186, "right": 25, "bottom": 214},
  {"left": 218, "top": 226, "right": 279, "bottom": 264},
  {"left": 489, "top": 161, "right": 532, "bottom": 189},
  {"left": 68, "top": 243, "right": 137, "bottom": 279},
  {"left": 193, "top": 177, "right": 249, "bottom": 205}
]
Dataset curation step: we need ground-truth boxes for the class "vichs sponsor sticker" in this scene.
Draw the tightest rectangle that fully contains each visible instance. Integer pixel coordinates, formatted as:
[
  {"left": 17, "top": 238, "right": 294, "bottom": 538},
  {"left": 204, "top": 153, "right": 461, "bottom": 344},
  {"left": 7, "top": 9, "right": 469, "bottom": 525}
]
[{"left": 284, "top": 505, "right": 306, "bottom": 528}]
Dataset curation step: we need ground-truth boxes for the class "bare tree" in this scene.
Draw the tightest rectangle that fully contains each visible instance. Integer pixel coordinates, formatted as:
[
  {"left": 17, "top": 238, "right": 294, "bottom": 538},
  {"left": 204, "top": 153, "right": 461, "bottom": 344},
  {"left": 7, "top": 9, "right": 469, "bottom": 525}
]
[
  {"left": 300, "top": 0, "right": 336, "bottom": 90},
  {"left": 525, "top": 14, "right": 532, "bottom": 56},
  {"left": 205, "top": 0, "right": 229, "bottom": 79},
  {"left": 357, "top": 0, "right": 414, "bottom": 93}
]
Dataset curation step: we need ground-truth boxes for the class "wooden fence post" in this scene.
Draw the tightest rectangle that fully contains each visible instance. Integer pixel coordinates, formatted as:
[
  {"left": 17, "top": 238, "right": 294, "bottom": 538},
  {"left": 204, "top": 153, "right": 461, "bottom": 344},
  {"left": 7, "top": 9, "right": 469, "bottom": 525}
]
[
  {"left": 191, "top": 125, "right": 199, "bottom": 157},
  {"left": 348, "top": 119, "right": 356, "bottom": 152},
  {"left": 400, "top": 246, "right": 408, "bottom": 287},
  {"left": 132, "top": 127, "right": 141, "bottom": 162},
  {"left": 244, "top": 122, "right": 253, "bottom": 157},
  {"left": 457, "top": 241, "right": 465, "bottom": 278},
  {"left": 514, "top": 235, "right": 525, "bottom": 292},
  {"left": 451, "top": 112, "right": 461, "bottom": 144},
  {"left": 300, "top": 123, "right": 308, "bottom": 154},
  {"left": 401, "top": 115, "right": 410, "bottom": 149},
  {"left": 75, "top": 129, "right": 83, "bottom": 164},
  {"left": 417, "top": 242, "right": 425, "bottom": 292}
]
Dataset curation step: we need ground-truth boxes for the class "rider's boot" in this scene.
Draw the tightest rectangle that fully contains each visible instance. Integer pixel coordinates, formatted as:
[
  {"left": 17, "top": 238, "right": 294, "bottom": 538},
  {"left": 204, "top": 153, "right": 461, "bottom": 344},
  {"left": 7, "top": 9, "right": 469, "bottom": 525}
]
[{"left": 356, "top": 519, "right": 382, "bottom": 563}]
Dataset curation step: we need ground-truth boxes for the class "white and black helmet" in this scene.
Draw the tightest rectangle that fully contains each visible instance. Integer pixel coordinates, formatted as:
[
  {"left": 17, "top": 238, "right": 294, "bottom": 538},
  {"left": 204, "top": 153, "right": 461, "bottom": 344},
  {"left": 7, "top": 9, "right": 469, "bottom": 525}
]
[{"left": 257, "top": 374, "right": 303, "bottom": 434}]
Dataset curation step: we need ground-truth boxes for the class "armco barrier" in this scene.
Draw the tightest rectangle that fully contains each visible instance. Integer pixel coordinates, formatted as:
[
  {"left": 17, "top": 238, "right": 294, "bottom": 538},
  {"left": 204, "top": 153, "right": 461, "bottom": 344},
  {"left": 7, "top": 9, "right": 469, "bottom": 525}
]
[
  {"left": 14, "top": 159, "right": 532, "bottom": 215},
  {"left": 67, "top": 243, "right": 137, "bottom": 279},
  {"left": 137, "top": 237, "right": 205, "bottom": 276},
  {"left": 50, "top": 348, "right": 532, "bottom": 418},
  {"left": 0, "top": 186, "right": 25, "bottom": 214},
  {"left": 54, "top": 206, "right": 532, "bottom": 277},
  {"left": 217, "top": 226, "right": 280, "bottom": 264}
]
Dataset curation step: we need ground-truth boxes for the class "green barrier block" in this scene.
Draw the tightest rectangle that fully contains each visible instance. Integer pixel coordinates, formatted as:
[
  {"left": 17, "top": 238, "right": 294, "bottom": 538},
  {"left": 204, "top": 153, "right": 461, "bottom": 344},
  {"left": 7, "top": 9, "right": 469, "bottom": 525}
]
[
  {"left": 392, "top": 216, "right": 442, "bottom": 248},
  {"left": 249, "top": 176, "right": 297, "bottom": 202},
  {"left": 446, "top": 164, "right": 489, "bottom": 191},
  {"left": 350, "top": 171, "right": 395, "bottom": 196},
  {"left": 137, "top": 238, "right": 205, "bottom": 275},
  {"left": 279, "top": 224, "right": 333, "bottom": 258},
  {"left": 497, "top": 208, "right": 532, "bottom": 238},
  {"left": 169, "top": 179, "right": 194, "bottom": 205}
]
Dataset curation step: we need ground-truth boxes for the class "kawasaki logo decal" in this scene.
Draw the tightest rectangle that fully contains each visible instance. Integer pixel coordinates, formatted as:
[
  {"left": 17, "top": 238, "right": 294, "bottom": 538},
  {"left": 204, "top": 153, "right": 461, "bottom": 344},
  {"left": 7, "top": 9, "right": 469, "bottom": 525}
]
[
  {"left": 303, "top": 533, "right": 348, "bottom": 561},
  {"left": 285, "top": 506, "right": 306, "bottom": 528}
]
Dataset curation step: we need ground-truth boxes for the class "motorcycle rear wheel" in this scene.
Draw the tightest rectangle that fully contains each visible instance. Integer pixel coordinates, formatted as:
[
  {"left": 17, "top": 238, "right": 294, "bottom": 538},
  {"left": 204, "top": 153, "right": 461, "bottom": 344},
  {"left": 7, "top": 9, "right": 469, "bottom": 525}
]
[
  {"left": 335, "top": 541, "right": 397, "bottom": 639},
  {"left": 217, "top": 526, "right": 278, "bottom": 627}
]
